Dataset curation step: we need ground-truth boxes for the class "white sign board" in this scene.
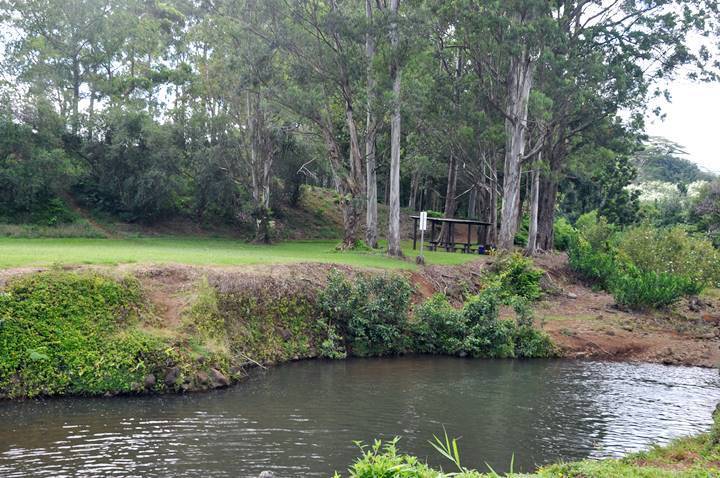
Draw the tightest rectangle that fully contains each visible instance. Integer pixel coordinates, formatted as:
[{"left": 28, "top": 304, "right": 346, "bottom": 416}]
[{"left": 419, "top": 211, "right": 428, "bottom": 231}]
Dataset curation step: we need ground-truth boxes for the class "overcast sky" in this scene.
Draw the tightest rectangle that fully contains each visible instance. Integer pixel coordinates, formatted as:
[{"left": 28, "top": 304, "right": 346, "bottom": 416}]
[{"left": 646, "top": 80, "right": 720, "bottom": 174}]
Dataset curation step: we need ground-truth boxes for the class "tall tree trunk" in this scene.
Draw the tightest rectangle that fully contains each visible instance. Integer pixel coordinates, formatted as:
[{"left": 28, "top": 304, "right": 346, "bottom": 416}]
[
  {"left": 440, "top": 152, "right": 458, "bottom": 242},
  {"left": 364, "top": 0, "right": 379, "bottom": 248},
  {"left": 408, "top": 170, "right": 419, "bottom": 210},
  {"left": 498, "top": 47, "right": 534, "bottom": 250},
  {"left": 468, "top": 187, "right": 477, "bottom": 219},
  {"left": 71, "top": 57, "right": 81, "bottom": 135},
  {"left": 247, "top": 91, "right": 274, "bottom": 243},
  {"left": 536, "top": 145, "right": 563, "bottom": 251},
  {"left": 321, "top": 126, "right": 362, "bottom": 249},
  {"left": 387, "top": 0, "right": 402, "bottom": 257},
  {"left": 526, "top": 155, "right": 540, "bottom": 255}
]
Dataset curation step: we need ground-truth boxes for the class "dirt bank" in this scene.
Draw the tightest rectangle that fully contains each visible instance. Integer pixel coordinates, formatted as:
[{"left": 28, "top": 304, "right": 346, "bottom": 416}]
[{"left": 2, "top": 255, "right": 718, "bottom": 368}]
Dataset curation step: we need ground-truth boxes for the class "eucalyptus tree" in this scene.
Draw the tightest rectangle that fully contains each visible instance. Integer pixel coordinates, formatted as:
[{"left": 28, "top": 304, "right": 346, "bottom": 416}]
[
  {"left": 386, "top": 0, "right": 403, "bottom": 256},
  {"left": 250, "top": 0, "right": 368, "bottom": 248},
  {"left": 530, "top": 0, "right": 720, "bottom": 251}
]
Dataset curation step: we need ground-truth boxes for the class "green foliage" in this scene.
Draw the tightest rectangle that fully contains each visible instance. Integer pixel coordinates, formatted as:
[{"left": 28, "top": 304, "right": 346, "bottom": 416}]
[
  {"left": 610, "top": 267, "right": 702, "bottom": 310},
  {"left": 411, "top": 294, "right": 466, "bottom": 355},
  {"left": 567, "top": 236, "right": 618, "bottom": 288},
  {"left": 0, "top": 271, "right": 238, "bottom": 398},
  {"left": 616, "top": 225, "right": 720, "bottom": 287},
  {"left": 569, "top": 217, "right": 718, "bottom": 309},
  {"left": 217, "top": 279, "right": 318, "bottom": 363},
  {"left": 342, "top": 439, "right": 436, "bottom": 478},
  {"left": 78, "top": 107, "right": 185, "bottom": 222},
  {"left": 575, "top": 211, "right": 616, "bottom": 251},
  {"left": 410, "top": 290, "right": 554, "bottom": 359},
  {"left": 462, "top": 291, "right": 517, "bottom": 358},
  {"left": 319, "top": 270, "right": 413, "bottom": 357},
  {"left": 691, "top": 180, "right": 720, "bottom": 246},
  {"left": 0, "top": 118, "right": 79, "bottom": 220},
  {"left": 183, "top": 277, "right": 224, "bottom": 338},
  {"left": 490, "top": 253, "right": 543, "bottom": 301},
  {"left": 0, "top": 272, "right": 167, "bottom": 398},
  {"left": 339, "top": 416, "right": 720, "bottom": 478},
  {"left": 553, "top": 217, "right": 575, "bottom": 251}
]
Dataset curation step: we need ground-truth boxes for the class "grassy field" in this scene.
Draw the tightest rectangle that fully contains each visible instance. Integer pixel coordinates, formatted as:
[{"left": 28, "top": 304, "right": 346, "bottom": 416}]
[{"left": 0, "top": 237, "right": 481, "bottom": 269}]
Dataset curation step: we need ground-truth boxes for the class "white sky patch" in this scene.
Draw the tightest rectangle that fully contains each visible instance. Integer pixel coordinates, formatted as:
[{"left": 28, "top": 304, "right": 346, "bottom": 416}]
[{"left": 646, "top": 81, "right": 720, "bottom": 175}]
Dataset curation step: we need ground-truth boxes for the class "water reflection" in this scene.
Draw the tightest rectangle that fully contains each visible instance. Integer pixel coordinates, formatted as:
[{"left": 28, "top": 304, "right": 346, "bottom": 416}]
[{"left": 0, "top": 358, "right": 718, "bottom": 477}]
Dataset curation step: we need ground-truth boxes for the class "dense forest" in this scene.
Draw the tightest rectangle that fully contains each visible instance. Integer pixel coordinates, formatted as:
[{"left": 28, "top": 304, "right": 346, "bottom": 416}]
[{"left": 1, "top": 0, "right": 719, "bottom": 251}]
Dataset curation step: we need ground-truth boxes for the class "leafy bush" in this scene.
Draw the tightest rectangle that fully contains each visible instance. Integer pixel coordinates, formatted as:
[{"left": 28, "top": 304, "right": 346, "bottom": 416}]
[
  {"left": 0, "top": 272, "right": 169, "bottom": 397},
  {"left": 491, "top": 252, "right": 543, "bottom": 301},
  {"left": 463, "top": 291, "right": 516, "bottom": 358},
  {"left": 610, "top": 267, "right": 702, "bottom": 310},
  {"left": 319, "top": 270, "right": 413, "bottom": 357},
  {"left": 553, "top": 217, "right": 575, "bottom": 251},
  {"left": 567, "top": 236, "right": 618, "bottom": 288},
  {"left": 410, "top": 289, "right": 554, "bottom": 359},
  {"left": 340, "top": 439, "right": 436, "bottom": 478},
  {"left": 616, "top": 225, "right": 720, "bottom": 287},
  {"left": 216, "top": 277, "right": 319, "bottom": 363},
  {"left": 410, "top": 293, "right": 466, "bottom": 355},
  {"left": 569, "top": 219, "right": 715, "bottom": 308},
  {"left": 575, "top": 210, "right": 616, "bottom": 251}
]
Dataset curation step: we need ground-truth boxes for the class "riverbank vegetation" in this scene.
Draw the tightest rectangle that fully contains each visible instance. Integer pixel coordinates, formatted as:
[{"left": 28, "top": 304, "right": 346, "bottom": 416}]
[
  {"left": 337, "top": 408, "right": 720, "bottom": 477},
  {"left": 567, "top": 212, "right": 720, "bottom": 310},
  {"left": 0, "top": 255, "right": 552, "bottom": 399}
]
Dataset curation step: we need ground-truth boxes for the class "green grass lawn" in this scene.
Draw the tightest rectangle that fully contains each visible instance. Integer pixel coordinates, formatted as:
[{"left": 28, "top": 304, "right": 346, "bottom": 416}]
[{"left": 0, "top": 237, "right": 481, "bottom": 270}]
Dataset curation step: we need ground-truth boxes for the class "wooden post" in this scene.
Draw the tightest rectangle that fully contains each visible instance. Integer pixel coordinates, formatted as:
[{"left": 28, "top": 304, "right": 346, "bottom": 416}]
[
  {"left": 466, "top": 222, "right": 471, "bottom": 253},
  {"left": 412, "top": 216, "right": 418, "bottom": 250},
  {"left": 430, "top": 220, "right": 437, "bottom": 251}
]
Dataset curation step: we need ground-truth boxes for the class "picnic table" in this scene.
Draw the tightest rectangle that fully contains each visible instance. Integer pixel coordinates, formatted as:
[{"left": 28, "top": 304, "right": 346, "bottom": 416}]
[{"left": 411, "top": 216, "right": 493, "bottom": 254}]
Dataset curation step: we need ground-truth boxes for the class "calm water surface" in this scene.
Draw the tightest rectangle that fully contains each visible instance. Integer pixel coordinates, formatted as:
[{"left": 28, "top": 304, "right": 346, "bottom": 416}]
[{"left": 1, "top": 358, "right": 719, "bottom": 477}]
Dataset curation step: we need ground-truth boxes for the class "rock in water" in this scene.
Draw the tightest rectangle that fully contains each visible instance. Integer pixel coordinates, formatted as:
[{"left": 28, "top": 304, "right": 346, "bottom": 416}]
[
  {"left": 164, "top": 367, "right": 181, "bottom": 387},
  {"left": 258, "top": 471, "right": 275, "bottom": 478},
  {"left": 196, "top": 371, "right": 210, "bottom": 387},
  {"left": 209, "top": 368, "right": 230, "bottom": 387}
]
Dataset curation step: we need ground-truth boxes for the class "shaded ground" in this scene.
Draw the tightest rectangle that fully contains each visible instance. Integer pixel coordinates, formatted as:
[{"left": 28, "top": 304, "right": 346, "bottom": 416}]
[{"left": 1, "top": 254, "right": 718, "bottom": 368}]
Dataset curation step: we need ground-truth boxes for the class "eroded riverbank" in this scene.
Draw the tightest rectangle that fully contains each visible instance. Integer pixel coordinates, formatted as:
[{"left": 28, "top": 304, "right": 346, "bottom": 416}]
[{"left": 4, "top": 257, "right": 717, "bottom": 369}]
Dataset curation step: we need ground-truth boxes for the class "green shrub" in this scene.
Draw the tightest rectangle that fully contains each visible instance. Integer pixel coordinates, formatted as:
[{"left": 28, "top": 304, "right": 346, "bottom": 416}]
[
  {"left": 216, "top": 278, "right": 318, "bottom": 363},
  {"left": 410, "top": 289, "right": 554, "bottom": 359},
  {"left": 567, "top": 236, "right": 618, "bottom": 288},
  {"left": 514, "top": 325, "right": 555, "bottom": 358},
  {"left": 410, "top": 294, "right": 466, "bottom": 355},
  {"left": 616, "top": 225, "right": 720, "bottom": 288},
  {"left": 553, "top": 216, "right": 576, "bottom": 251},
  {"left": 319, "top": 270, "right": 413, "bottom": 357},
  {"left": 576, "top": 210, "right": 616, "bottom": 251},
  {"left": 610, "top": 267, "right": 702, "bottom": 310},
  {"left": 341, "top": 439, "right": 436, "bottom": 478},
  {"left": 491, "top": 252, "right": 543, "bottom": 301},
  {"left": 462, "top": 290, "right": 515, "bottom": 358},
  {"left": 0, "top": 272, "right": 176, "bottom": 397},
  {"left": 183, "top": 276, "right": 224, "bottom": 338},
  {"left": 426, "top": 210, "right": 443, "bottom": 218}
]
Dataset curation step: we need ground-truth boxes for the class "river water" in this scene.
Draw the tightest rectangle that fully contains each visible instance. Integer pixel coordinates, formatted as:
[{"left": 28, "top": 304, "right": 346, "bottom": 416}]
[{"left": 1, "top": 357, "right": 719, "bottom": 477}]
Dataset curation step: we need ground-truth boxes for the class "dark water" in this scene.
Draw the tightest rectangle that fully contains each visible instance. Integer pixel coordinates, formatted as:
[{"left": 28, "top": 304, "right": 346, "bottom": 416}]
[{"left": 1, "top": 358, "right": 719, "bottom": 477}]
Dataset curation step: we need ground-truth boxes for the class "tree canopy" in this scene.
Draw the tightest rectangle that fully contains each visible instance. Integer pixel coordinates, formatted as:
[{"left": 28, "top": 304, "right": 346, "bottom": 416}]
[{"left": 0, "top": 0, "right": 718, "bottom": 249}]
